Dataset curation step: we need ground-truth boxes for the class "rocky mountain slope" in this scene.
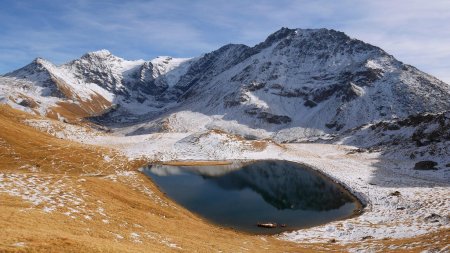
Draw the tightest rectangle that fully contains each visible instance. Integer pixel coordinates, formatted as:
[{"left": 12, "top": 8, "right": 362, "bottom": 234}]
[
  {"left": 330, "top": 111, "right": 450, "bottom": 173},
  {"left": 169, "top": 28, "right": 449, "bottom": 134},
  {"left": 1, "top": 50, "right": 195, "bottom": 122},
  {"left": 1, "top": 27, "right": 449, "bottom": 138}
]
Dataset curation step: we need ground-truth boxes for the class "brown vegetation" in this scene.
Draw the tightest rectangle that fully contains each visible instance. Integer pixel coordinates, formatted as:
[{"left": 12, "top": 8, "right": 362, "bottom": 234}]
[
  {"left": 0, "top": 104, "right": 447, "bottom": 252},
  {"left": 44, "top": 75, "right": 112, "bottom": 122}
]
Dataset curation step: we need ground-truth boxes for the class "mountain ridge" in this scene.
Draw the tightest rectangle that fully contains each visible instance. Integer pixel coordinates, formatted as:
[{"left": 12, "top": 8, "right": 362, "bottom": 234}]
[{"left": 1, "top": 27, "right": 449, "bottom": 138}]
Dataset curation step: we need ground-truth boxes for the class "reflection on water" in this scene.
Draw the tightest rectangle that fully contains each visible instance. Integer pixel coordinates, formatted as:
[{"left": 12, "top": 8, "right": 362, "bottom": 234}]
[
  {"left": 205, "top": 160, "right": 353, "bottom": 210},
  {"left": 144, "top": 160, "right": 360, "bottom": 234}
]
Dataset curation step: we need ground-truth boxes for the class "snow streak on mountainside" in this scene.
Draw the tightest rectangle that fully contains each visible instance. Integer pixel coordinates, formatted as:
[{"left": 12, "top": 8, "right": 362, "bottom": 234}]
[{"left": 1, "top": 27, "right": 449, "bottom": 137}]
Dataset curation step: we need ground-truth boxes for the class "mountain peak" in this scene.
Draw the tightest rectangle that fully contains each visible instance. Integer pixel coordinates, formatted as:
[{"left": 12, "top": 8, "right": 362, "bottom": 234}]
[
  {"left": 255, "top": 27, "right": 348, "bottom": 50},
  {"left": 87, "top": 49, "right": 112, "bottom": 57},
  {"left": 80, "top": 49, "right": 119, "bottom": 61},
  {"left": 32, "top": 57, "right": 52, "bottom": 67},
  {"left": 261, "top": 27, "right": 296, "bottom": 44},
  {"left": 4, "top": 56, "right": 55, "bottom": 77},
  {"left": 276, "top": 27, "right": 351, "bottom": 41}
]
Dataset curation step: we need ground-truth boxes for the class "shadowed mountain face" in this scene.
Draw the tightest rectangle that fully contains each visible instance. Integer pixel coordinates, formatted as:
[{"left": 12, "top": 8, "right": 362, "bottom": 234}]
[
  {"left": 144, "top": 160, "right": 359, "bottom": 234},
  {"left": 2, "top": 27, "right": 449, "bottom": 136}
]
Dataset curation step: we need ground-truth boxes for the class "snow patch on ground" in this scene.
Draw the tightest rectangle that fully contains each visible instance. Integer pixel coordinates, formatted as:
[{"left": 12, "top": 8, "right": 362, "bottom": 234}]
[{"left": 0, "top": 173, "right": 89, "bottom": 218}]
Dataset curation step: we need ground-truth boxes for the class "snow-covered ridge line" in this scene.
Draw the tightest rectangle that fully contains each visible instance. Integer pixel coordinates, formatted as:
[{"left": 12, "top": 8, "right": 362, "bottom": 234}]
[
  {"left": 1, "top": 49, "right": 198, "bottom": 121},
  {"left": 1, "top": 27, "right": 449, "bottom": 139}
]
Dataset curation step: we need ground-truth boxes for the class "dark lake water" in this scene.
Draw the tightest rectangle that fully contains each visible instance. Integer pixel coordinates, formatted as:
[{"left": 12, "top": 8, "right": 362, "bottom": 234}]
[{"left": 143, "top": 160, "right": 360, "bottom": 234}]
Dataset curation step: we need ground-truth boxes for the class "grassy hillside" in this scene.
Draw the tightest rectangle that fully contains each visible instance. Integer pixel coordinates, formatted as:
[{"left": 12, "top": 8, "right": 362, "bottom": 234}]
[{"left": 0, "top": 105, "right": 447, "bottom": 252}]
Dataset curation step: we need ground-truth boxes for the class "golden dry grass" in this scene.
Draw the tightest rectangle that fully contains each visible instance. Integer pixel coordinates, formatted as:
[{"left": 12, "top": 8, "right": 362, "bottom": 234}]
[
  {"left": 46, "top": 93, "right": 112, "bottom": 123},
  {"left": 44, "top": 74, "right": 112, "bottom": 122},
  {"left": 0, "top": 104, "right": 448, "bottom": 252},
  {"left": 250, "top": 140, "right": 268, "bottom": 151}
]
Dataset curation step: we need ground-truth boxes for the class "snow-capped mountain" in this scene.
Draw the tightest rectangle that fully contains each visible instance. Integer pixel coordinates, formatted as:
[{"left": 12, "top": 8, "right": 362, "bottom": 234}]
[
  {"left": 1, "top": 49, "right": 196, "bottom": 121},
  {"left": 164, "top": 28, "right": 449, "bottom": 136},
  {"left": 1, "top": 27, "right": 449, "bottom": 138}
]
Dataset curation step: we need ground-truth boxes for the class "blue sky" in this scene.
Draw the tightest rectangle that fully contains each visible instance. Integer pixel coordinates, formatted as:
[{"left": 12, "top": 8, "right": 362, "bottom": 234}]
[{"left": 1, "top": 0, "right": 449, "bottom": 83}]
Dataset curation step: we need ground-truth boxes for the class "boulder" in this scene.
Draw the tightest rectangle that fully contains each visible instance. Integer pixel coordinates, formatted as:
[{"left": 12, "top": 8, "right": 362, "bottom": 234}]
[{"left": 413, "top": 161, "right": 438, "bottom": 170}]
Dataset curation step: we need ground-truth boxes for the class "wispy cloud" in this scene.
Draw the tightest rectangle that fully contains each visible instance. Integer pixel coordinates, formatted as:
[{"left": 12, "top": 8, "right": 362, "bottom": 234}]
[{"left": 0, "top": 0, "right": 449, "bottom": 83}]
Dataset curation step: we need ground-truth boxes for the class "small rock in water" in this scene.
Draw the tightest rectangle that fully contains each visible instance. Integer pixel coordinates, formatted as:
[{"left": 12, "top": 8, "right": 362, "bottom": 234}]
[{"left": 257, "top": 222, "right": 277, "bottom": 228}]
